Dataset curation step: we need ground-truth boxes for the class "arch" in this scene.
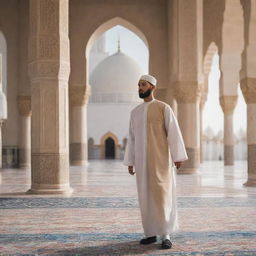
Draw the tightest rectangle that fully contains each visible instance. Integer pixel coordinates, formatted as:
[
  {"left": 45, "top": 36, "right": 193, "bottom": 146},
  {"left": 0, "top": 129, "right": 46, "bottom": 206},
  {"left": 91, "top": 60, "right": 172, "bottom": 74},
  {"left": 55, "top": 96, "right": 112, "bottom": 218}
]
[
  {"left": 203, "top": 42, "right": 218, "bottom": 76},
  {"left": 85, "top": 17, "right": 149, "bottom": 59},
  {"left": 201, "top": 42, "right": 219, "bottom": 105},
  {"left": 105, "top": 137, "right": 115, "bottom": 159},
  {"left": 100, "top": 132, "right": 119, "bottom": 160},
  {"left": 100, "top": 131, "right": 119, "bottom": 146},
  {"left": 0, "top": 31, "right": 7, "bottom": 95}
]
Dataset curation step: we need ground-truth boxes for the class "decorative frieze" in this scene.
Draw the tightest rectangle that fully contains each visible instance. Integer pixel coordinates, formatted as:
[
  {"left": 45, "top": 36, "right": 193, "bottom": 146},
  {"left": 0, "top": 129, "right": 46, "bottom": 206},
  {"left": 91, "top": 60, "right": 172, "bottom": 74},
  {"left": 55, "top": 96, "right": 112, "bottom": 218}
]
[
  {"left": 219, "top": 95, "right": 238, "bottom": 115},
  {"left": 17, "top": 96, "right": 32, "bottom": 117},
  {"left": 69, "top": 86, "right": 90, "bottom": 106},
  {"left": 174, "top": 81, "right": 202, "bottom": 103}
]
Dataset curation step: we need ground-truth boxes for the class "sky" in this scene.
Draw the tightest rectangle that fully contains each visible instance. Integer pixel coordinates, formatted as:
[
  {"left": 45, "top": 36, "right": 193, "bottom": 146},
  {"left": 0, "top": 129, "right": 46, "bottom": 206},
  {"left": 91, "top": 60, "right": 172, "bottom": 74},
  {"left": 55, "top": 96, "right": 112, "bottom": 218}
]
[
  {"left": 103, "top": 25, "right": 246, "bottom": 136},
  {"left": 105, "top": 25, "right": 149, "bottom": 73}
]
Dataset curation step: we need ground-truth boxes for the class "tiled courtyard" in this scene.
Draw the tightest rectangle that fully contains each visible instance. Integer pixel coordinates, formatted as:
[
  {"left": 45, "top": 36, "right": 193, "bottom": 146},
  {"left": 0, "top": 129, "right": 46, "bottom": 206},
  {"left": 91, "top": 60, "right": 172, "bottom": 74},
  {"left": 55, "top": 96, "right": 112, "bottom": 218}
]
[{"left": 0, "top": 160, "right": 255, "bottom": 255}]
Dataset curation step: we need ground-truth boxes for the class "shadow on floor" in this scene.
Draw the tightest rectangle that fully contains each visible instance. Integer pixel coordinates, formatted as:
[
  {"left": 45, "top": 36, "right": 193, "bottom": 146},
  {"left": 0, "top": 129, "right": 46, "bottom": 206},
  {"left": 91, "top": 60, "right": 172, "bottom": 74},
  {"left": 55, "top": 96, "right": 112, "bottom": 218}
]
[{"left": 38, "top": 241, "right": 163, "bottom": 256}]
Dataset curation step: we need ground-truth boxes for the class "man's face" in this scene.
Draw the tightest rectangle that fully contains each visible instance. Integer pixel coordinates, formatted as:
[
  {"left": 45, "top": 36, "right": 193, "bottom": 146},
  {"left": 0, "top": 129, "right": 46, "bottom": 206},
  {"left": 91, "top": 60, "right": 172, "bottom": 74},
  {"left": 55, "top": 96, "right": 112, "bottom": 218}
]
[{"left": 138, "top": 80, "right": 154, "bottom": 98}]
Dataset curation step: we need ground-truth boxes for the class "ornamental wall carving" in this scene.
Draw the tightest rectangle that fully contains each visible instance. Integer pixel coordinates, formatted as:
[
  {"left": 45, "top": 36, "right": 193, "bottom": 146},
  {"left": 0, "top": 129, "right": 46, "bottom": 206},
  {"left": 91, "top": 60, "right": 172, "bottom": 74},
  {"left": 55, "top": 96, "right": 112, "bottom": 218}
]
[
  {"left": 219, "top": 95, "right": 238, "bottom": 115},
  {"left": 240, "top": 78, "right": 256, "bottom": 104},
  {"left": 173, "top": 81, "right": 202, "bottom": 103},
  {"left": 69, "top": 86, "right": 90, "bottom": 106},
  {"left": 40, "top": 0, "right": 58, "bottom": 34},
  {"left": 31, "top": 153, "right": 69, "bottom": 184},
  {"left": 17, "top": 96, "right": 32, "bottom": 117},
  {"left": 29, "top": 61, "right": 70, "bottom": 80}
]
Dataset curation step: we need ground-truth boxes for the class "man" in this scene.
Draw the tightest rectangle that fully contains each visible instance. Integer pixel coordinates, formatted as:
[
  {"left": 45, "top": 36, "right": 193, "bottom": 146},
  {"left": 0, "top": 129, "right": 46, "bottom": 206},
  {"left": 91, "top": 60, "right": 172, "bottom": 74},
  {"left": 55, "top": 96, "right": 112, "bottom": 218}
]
[{"left": 123, "top": 74, "right": 188, "bottom": 249}]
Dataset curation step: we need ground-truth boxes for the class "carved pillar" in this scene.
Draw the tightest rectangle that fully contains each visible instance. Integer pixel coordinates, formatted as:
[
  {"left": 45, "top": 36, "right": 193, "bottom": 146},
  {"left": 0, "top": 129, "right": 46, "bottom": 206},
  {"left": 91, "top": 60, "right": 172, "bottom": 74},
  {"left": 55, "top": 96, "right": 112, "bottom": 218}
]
[
  {"left": 27, "top": 0, "right": 72, "bottom": 194},
  {"left": 168, "top": 0, "right": 203, "bottom": 174},
  {"left": 174, "top": 82, "right": 202, "bottom": 173},
  {"left": 220, "top": 95, "right": 238, "bottom": 165},
  {"left": 200, "top": 91, "right": 207, "bottom": 163},
  {"left": 0, "top": 54, "right": 7, "bottom": 169},
  {"left": 240, "top": 0, "right": 256, "bottom": 186},
  {"left": 69, "top": 86, "right": 90, "bottom": 166},
  {"left": 219, "top": 0, "right": 243, "bottom": 166},
  {"left": 17, "top": 96, "right": 31, "bottom": 168},
  {"left": 0, "top": 120, "right": 2, "bottom": 168},
  {"left": 241, "top": 79, "right": 256, "bottom": 186}
]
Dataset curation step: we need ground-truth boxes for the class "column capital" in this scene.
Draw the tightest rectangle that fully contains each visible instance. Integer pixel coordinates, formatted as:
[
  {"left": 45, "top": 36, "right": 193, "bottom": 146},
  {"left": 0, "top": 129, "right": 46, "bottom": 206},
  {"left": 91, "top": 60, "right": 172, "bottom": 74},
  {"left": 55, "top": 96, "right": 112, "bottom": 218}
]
[
  {"left": 17, "top": 95, "right": 32, "bottom": 117},
  {"left": 240, "top": 78, "right": 256, "bottom": 104},
  {"left": 174, "top": 81, "right": 202, "bottom": 103},
  {"left": 200, "top": 91, "right": 207, "bottom": 110},
  {"left": 154, "top": 88, "right": 167, "bottom": 103},
  {"left": 219, "top": 95, "right": 238, "bottom": 115},
  {"left": 69, "top": 85, "right": 90, "bottom": 107}
]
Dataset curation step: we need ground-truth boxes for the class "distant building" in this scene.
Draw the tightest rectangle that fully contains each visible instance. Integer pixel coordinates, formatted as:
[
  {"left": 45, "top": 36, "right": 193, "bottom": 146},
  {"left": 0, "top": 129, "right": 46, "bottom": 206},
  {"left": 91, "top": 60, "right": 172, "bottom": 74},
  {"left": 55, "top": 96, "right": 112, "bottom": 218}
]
[
  {"left": 88, "top": 39, "right": 144, "bottom": 159},
  {"left": 202, "top": 127, "right": 247, "bottom": 161}
]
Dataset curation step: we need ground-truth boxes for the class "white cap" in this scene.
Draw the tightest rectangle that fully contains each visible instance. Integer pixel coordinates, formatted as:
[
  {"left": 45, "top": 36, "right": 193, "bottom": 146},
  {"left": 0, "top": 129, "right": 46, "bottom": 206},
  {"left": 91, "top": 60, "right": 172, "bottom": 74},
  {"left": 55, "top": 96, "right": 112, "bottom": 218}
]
[{"left": 139, "top": 74, "right": 157, "bottom": 86}]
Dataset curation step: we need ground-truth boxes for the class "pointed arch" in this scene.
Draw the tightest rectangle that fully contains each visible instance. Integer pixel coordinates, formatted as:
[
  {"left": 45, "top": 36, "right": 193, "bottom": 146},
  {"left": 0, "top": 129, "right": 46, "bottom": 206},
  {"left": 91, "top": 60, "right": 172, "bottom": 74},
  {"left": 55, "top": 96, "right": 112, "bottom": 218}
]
[
  {"left": 100, "top": 131, "right": 119, "bottom": 146},
  {"left": 85, "top": 17, "right": 149, "bottom": 58},
  {"left": 203, "top": 42, "right": 218, "bottom": 76}
]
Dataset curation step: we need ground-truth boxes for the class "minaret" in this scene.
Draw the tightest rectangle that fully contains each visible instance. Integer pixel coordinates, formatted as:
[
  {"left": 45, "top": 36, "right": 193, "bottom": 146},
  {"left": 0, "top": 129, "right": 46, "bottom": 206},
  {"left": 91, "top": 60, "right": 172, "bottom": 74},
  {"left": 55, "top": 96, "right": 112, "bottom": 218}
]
[
  {"left": 91, "top": 33, "right": 107, "bottom": 53},
  {"left": 89, "top": 33, "right": 109, "bottom": 75}
]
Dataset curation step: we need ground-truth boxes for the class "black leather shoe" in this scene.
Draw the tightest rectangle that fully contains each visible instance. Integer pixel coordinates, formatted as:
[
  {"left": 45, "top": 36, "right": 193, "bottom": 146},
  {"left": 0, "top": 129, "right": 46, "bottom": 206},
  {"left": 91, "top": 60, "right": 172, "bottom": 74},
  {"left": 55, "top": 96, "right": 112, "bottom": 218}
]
[
  {"left": 140, "top": 236, "right": 157, "bottom": 244},
  {"left": 161, "top": 239, "right": 172, "bottom": 249}
]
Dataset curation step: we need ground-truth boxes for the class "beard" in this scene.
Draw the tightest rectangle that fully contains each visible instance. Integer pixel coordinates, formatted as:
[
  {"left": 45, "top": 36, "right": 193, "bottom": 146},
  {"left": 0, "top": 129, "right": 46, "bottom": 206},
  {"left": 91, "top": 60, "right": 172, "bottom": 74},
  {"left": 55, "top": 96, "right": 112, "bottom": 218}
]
[{"left": 139, "top": 89, "right": 152, "bottom": 98}]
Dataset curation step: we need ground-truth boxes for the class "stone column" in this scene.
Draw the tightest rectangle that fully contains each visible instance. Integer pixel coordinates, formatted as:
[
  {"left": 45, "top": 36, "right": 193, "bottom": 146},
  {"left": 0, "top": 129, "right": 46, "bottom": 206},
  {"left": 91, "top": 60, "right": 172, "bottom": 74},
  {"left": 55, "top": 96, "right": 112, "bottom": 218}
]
[
  {"left": 27, "top": 0, "right": 72, "bottom": 194},
  {"left": 220, "top": 95, "right": 237, "bottom": 166},
  {"left": 69, "top": 86, "right": 89, "bottom": 166},
  {"left": 168, "top": 0, "right": 203, "bottom": 174},
  {"left": 200, "top": 92, "right": 207, "bottom": 163},
  {"left": 240, "top": 0, "right": 256, "bottom": 186},
  {"left": 174, "top": 82, "right": 202, "bottom": 174},
  {"left": 0, "top": 120, "right": 2, "bottom": 168},
  {"left": 241, "top": 79, "right": 256, "bottom": 186},
  {"left": 17, "top": 96, "right": 31, "bottom": 168},
  {"left": 219, "top": 0, "right": 243, "bottom": 166},
  {"left": 0, "top": 54, "right": 7, "bottom": 169}
]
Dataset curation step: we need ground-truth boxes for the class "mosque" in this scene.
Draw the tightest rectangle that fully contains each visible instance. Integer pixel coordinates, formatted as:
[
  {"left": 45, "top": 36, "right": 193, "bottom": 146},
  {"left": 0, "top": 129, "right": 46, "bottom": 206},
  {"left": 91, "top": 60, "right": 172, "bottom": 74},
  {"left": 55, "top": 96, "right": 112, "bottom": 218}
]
[
  {"left": 0, "top": 0, "right": 256, "bottom": 255},
  {"left": 88, "top": 36, "right": 143, "bottom": 160}
]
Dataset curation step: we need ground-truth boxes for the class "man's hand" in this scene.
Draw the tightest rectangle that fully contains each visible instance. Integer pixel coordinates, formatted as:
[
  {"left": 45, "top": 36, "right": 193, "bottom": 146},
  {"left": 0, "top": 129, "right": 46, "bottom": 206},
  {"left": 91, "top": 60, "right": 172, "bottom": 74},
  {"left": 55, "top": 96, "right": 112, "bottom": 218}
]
[
  {"left": 174, "top": 162, "right": 182, "bottom": 169},
  {"left": 128, "top": 166, "right": 135, "bottom": 175}
]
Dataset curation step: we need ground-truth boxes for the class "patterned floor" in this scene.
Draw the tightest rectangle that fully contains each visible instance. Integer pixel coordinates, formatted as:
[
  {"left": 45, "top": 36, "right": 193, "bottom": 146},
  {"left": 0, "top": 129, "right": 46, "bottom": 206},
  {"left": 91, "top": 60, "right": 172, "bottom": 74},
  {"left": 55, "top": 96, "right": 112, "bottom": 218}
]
[{"left": 0, "top": 160, "right": 256, "bottom": 255}]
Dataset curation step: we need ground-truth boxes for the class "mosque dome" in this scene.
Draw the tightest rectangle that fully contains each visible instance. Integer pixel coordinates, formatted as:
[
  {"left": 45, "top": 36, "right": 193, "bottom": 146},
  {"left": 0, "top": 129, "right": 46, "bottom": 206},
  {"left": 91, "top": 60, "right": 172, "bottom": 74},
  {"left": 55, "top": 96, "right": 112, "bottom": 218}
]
[{"left": 89, "top": 50, "right": 144, "bottom": 103}]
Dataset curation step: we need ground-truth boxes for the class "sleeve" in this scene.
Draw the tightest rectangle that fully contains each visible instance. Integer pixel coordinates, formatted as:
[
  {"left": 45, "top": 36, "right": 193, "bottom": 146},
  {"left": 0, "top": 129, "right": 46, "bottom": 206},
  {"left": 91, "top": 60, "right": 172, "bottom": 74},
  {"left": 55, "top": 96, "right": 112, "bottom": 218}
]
[
  {"left": 123, "top": 113, "right": 135, "bottom": 166},
  {"left": 164, "top": 105, "right": 188, "bottom": 163}
]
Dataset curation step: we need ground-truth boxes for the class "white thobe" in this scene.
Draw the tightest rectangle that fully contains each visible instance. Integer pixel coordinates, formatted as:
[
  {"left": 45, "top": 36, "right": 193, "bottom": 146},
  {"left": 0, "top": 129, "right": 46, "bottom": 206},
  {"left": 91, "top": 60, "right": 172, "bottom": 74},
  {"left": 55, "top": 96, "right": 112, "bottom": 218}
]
[{"left": 123, "top": 99, "right": 188, "bottom": 237}]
